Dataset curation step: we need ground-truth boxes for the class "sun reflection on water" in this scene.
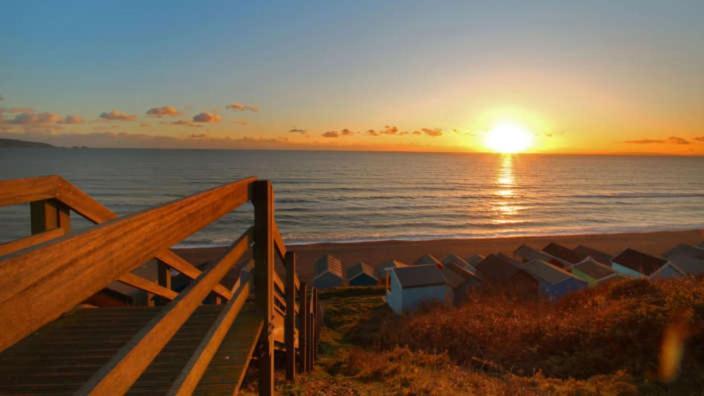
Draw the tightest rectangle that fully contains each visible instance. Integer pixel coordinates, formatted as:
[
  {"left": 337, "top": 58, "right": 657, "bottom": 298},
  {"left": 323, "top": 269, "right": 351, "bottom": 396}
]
[{"left": 494, "top": 154, "right": 518, "bottom": 218}]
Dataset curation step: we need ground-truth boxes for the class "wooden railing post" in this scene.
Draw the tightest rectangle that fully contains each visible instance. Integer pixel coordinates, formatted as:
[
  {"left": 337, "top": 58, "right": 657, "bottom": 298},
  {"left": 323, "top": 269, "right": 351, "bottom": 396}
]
[
  {"left": 312, "top": 288, "right": 319, "bottom": 363},
  {"left": 30, "top": 199, "right": 70, "bottom": 235},
  {"left": 299, "top": 282, "right": 309, "bottom": 373},
  {"left": 156, "top": 260, "right": 172, "bottom": 306},
  {"left": 285, "top": 252, "right": 297, "bottom": 381},
  {"left": 253, "top": 180, "right": 274, "bottom": 395},
  {"left": 306, "top": 287, "right": 315, "bottom": 371}
]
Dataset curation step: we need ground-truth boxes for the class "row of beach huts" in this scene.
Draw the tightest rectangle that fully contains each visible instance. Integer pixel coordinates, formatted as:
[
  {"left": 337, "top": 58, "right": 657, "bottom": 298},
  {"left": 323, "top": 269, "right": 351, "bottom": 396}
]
[{"left": 311, "top": 242, "right": 704, "bottom": 314}]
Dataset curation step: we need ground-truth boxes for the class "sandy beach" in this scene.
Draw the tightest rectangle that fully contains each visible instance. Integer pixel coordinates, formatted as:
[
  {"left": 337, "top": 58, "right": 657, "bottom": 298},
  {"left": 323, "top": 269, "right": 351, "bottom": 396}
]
[{"left": 177, "top": 228, "right": 704, "bottom": 281}]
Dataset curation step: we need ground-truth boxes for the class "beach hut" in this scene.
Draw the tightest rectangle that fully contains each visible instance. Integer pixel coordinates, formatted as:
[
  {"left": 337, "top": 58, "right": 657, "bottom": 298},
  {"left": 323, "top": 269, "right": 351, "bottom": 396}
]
[
  {"left": 442, "top": 260, "right": 482, "bottom": 305},
  {"left": 571, "top": 257, "right": 618, "bottom": 286},
  {"left": 573, "top": 245, "right": 613, "bottom": 266},
  {"left": 443, "top": 254, "right": 476, "bottom": 272},
  {"left": 466, "top": 254, "right": 485, "bottom": 269},
  {"left": 312, "top": 254, "right": 344, "bottom": 289},
  {"left": 414, "top": 254, "right": 442, "bottom": 268},
  {"left": 662, "top": 244, "right": 704, "bottom": 276},
  {"left": 514, "top": 244, "right": 554, "bottom": 263},
  {"left": 346, "top": 261, "right": 378, "bottom": 286},
  {"left": 385, "top": 264, "right": 452, "bottom": 314},
  {"left": 611, "top": 248, "right": 683, "bottom": 279},
  {"left": 542, "top": 243, "right": 582, "bottom": 268},
  {"left": 519, "top": 259, "right": 588, "bottom": 299},
  {"left": 475, "top": 253, "right": 539, "bottom": 296},
  {"left": 376, "top": 259, "right": 409, "bottom": 279}
]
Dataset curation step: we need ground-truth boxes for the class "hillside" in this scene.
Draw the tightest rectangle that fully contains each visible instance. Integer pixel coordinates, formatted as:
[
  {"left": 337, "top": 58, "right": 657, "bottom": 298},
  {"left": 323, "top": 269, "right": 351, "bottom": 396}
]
[
  {"left": 0, "top": 138, "right": 54, "bottom": 148},
  {"left": 244, "top": 277, "right": 704, "bottom": 395}
]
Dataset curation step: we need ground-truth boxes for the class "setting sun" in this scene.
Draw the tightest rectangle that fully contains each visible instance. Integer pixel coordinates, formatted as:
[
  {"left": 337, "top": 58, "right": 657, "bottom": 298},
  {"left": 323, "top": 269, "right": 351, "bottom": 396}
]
[{"left": 484, "top": 122, "right": 535, "bottom": 153}]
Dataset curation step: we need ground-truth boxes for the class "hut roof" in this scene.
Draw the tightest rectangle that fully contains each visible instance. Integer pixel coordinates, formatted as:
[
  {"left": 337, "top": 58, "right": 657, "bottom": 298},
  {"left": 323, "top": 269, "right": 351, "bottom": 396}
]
[
  {"left": 520, "top": 259, "right": 574, "bottom": 285},
  {"left": 573, "top": 258, "right": 615, "bottom": 280},
  {"left": 667, "top": 255, "right": 704, "bottom": 276},
  {"left": 573, "top": 245, "right": 613, "bottom": 265},
  {"left": 466, "top": 254, "right": 484, "bottom": 267},
  {"left": 377, "top": 259, "right": 409, "bottom": 277},
  {"left": 346, "top": 261, "right": 376, "bottom": 280},
  {"left": 393, "top": 264, "right": 446, "bottom": 289},
  {"left": 514, "top": 244, "right": 554, "bottom": 262},
  {"left": 414, "top": 254, "right": 442, "bottom": 266},
  {"left": 475, "top": 253, "right": 522, "bottom": 282},
  {"left": 443, "top": 254, "right": 473, "bottom": 270},
  {"left": 314, "top": 254, "right": 343, "bottom": 278},
  {"left": 543, "top": 243, "right": 582, "bottom": 264},
  {"left": 442, "top": 261, "right": 481, "bottom": 288},
  {"left": 612, "top": 248, "right": 667, "bottom": 276},
  {"left": 663, "top": 244, "right": 704, "bottom": 260}
]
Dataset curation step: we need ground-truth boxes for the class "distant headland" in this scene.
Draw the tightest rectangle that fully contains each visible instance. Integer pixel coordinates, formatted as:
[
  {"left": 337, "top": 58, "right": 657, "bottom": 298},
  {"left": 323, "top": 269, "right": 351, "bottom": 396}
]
[{"left": 0, "top": 138, "right": 55, "bottom": 148}]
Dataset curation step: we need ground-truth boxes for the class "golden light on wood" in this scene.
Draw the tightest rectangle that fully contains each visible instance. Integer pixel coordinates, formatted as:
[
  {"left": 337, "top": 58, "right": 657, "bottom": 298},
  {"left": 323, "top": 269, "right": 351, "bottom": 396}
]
[{"left": 484, "top": 121, "right": 535, "bottom": 153}]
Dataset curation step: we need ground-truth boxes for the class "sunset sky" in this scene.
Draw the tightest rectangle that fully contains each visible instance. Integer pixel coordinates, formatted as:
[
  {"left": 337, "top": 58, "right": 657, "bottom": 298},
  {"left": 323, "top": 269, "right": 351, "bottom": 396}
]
[{"left": 1, "top": 1, "right": 703, "bottom": 154}]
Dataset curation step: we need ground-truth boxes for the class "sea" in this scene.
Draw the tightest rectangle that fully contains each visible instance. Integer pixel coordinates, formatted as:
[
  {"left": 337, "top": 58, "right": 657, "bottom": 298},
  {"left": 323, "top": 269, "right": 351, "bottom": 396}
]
[{"left": 1, "top": 148, "right": 703, "bottom": 247}]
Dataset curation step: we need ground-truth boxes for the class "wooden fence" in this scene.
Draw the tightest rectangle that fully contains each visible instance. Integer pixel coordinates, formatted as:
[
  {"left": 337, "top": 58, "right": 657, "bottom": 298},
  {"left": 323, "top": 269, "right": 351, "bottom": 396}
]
[{"left": 0, "top": 175, "right": 319, "bottom": 394}]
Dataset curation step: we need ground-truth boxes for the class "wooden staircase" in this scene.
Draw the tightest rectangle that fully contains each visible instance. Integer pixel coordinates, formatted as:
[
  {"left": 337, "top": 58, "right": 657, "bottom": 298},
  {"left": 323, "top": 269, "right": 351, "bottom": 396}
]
[{"left": 0, "top": 176, "right": 320, "bottom": 395}]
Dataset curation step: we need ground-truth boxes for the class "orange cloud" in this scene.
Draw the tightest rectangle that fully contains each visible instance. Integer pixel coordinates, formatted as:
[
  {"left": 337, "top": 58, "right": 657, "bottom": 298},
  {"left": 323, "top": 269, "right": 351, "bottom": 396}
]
[
  {"left": 322, "top": 131, "right": 339, "bottom": 138},
  {"left": 226, "top": 102, "right": 258, "bottom": 112},
  {"left": 61, "top": 115, "right": 83, "bottom": 124},
  {"left": 7, "top": 112, "right": 62, "bottom": 125},
  {"left": 100, "top": 110, "right": 136, "bottom": 121},
  {"left": 422, "top": 128, "right": 443, "bottom": 137},
  {"left": 170, "top": 120, "right": 200, "bottom": 128},
  {"left": 192, "top": 112, "right": 222, "bottom": 123},
  {"left": 289, "top": 128, "right": 306, "bottom": 134},
  {"left": 146, "top": 106, "right": 181, "bottom": 117},
  {"left": 625, "top": 136, "right": 690, "bottom": 145},
  {"left": 695, "top": 136, "right": 704, "bottom": 143}
]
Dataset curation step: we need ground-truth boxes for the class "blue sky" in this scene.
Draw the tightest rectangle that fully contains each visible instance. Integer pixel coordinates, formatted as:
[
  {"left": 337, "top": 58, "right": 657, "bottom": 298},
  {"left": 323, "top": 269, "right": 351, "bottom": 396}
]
[{"left": 1, "top": 1, "right": 703, "bottom": 153}]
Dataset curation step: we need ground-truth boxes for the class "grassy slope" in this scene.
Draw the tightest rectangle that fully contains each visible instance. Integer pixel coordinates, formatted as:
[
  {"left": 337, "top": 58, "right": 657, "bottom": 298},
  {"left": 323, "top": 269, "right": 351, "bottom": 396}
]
[{"left": 245, "top": 278, "right": 704, "bottom": 395}]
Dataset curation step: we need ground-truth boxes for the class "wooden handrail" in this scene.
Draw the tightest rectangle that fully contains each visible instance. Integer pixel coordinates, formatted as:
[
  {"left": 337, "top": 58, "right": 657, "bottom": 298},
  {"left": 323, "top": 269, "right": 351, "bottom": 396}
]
[
  {"left": 0, "top": 175, "right": 318, "bottom": 394},
  {"left": 0, "top": 176, "right": 255, "bottom": 351},
  {"left": 77, "top": 229, "right": 252, "bottom": 395}
]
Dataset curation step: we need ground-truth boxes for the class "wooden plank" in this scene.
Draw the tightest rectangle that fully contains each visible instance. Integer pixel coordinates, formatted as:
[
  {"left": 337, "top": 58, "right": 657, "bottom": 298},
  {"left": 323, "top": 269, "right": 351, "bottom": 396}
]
[
  {"left": 306, "top": 288, "right": 314, "bottom": 372},
  {"left": 0, "top": 175, "right": 60, "bottom": 207},
  {"left": 299, "top": 282, "right": 309, "bottom": 373},
  {"left": 194, "top": 305, "right": 263, "bottom": 395},
  {"left": 167, "top": 273, "right": 252, "bottom": 396},
  {"left": 0, "top": 228, "right": 65, "bottom": 257},
  {"left": 76, "top": 230, "right": 252, "bottom": 395},
  {"left": 285, "top": 252, "right": 296, "bottom": 381},
  {"left": 155, "top": 250, "right": 232, "bottom": 301},
  {"left": 273, "top": 223, "right": 286, "bottom": 260},
  {"left": 118, "top": 273, "right": 178, "bottom": 301},
  {"left": 0, "top": 177, "right": 255, "bottom": 352},
  {"left": 253, "top": 180, "right": 274, "bottom": 396}
]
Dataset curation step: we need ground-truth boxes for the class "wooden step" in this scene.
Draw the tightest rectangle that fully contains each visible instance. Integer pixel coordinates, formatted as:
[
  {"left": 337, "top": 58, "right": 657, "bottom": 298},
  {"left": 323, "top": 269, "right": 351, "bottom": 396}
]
[{"left": 0, "top": 303, "right": 262, "bottom": 395}]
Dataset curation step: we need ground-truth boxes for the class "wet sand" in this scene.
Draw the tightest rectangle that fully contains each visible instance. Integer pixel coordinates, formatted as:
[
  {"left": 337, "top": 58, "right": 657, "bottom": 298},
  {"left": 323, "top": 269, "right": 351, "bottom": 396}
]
[{"left": 177, "top": 229, "right": 704, "bottom": 281}]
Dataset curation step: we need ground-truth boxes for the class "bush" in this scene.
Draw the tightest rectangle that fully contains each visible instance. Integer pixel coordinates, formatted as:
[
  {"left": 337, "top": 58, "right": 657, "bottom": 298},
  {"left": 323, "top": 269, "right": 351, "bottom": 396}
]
[{"left": 376, "top": 277, "right": 704, "bottom": 389}]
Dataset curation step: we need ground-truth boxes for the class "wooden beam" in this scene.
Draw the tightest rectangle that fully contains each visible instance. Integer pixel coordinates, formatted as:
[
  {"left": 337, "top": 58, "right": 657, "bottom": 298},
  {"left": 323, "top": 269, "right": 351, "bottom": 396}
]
[
  {"left": 299, "top": 282, "right": 309, "bottom": 373},
  {"left": 0, "top": 228, "right": 65, "bottom": 257},
  {"left": 167, "top": 273, "right": 252, "bottom": 396},
  {"left": 0, "top": 175, "right": 60, "bottom": 207},
  {"left": 285, "top": 252, "right": 297, "bottom": 381},
  {"left": 118, "top": 272, "right": 178, "bottom": 301},
  {"left": 307, "top": 289, "right": 314, "bottom": 372},
  {"left": 76, "top": 231, "right": 252, "bottom": 395},
  {"left": 273, "top": 222, "right": 286, "bottom": 260},
  {"left": 253, "top": 180, "right": 274, "bottom": 396},
  {"left": 0, "top": 177, "right": 255, "bottom": 352},
  {"left": 156, "top": 260, "right": 172, "bottom": 306}
]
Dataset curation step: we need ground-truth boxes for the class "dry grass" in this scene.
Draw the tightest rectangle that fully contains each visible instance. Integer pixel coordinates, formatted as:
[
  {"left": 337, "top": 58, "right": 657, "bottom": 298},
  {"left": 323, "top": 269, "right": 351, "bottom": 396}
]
[
  {"left": 242, "top": 277, "right": 704, "bottom": 394},
  {"left": 376, "top": 278, "right": 704, "bottom": 392}
]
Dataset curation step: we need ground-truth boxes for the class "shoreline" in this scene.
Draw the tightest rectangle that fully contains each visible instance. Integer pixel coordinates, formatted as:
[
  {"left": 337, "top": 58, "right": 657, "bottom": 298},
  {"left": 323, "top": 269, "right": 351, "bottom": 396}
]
[{"left": 176, "top": 228, "right": 704, "bottom": 281}]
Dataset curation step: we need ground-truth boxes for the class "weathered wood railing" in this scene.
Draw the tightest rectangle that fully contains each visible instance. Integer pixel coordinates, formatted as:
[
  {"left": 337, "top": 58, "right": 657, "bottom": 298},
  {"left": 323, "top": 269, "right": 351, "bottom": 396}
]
[{"left": 0, "top": 175, "right": 319, "bottom": 394}]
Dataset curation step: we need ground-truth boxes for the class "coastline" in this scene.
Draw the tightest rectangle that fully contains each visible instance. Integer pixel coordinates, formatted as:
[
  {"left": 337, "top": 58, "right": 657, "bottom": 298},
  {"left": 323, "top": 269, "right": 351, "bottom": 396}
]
[{"left": 176, "top": 228, "right": 704, "bottom": 281}]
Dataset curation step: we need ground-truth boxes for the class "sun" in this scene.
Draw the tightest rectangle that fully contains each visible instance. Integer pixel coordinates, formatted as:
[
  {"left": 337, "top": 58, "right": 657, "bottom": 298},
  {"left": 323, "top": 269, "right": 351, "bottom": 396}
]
[{"left": 484, "top": 121, "right": 535, "bottom": 153}]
